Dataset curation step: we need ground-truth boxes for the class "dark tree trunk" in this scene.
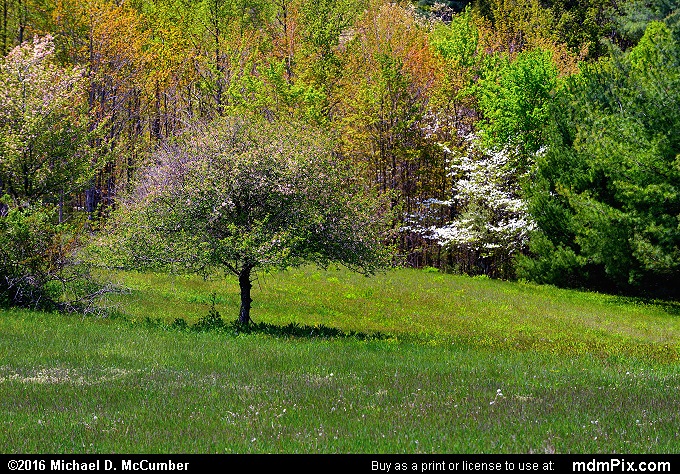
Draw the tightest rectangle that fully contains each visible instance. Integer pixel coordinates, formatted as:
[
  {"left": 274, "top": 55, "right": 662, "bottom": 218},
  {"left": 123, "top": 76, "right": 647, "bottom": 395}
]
[
  {"left": 0, "top": 178, "right": 7, "bottom": 217},
  {"left": 86, "top": 185, "right": 100, "bottom": 219},
  {"left": 58, "top": 188, "right": 63, "bottom": 223},
  {"left": 18, "top": 0, "right": 26, "bottom": 45},
  {"left": 238, "top": 264, "right": 253, "bottom": 325},
  {"left": 2, "top": 0, "right": 8, "bottom": 56},
  {"left": 152, "top": 80, "right": 161, "bottom": 140}
]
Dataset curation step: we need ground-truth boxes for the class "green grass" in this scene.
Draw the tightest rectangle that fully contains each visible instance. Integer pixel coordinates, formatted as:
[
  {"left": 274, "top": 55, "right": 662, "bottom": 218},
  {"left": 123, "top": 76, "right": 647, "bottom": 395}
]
[
  {"left": 1, "top": 266, "right": 679, "bottom": 453},
  {"left": 106, "top": 266, "right": 680, "bottom": 362}
]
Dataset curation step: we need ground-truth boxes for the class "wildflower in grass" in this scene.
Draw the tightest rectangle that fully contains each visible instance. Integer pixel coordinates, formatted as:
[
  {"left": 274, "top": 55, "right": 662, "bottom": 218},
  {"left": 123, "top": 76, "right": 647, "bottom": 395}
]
[{"left": 490, "top": 388, "right": 505, "bottom": 405}]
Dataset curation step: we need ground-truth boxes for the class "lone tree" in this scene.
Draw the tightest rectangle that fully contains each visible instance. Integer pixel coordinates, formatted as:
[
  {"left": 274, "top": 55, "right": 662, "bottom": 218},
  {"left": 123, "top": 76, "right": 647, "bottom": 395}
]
[{"left": 99, "top": 117, "right": 393, "bottom": 324}]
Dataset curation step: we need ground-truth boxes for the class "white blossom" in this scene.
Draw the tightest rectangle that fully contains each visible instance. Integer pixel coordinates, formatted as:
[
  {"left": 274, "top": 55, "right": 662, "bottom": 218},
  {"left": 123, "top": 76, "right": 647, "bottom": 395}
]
[{"left": 407, "top": 136, "right": 538, "bottom": 267}]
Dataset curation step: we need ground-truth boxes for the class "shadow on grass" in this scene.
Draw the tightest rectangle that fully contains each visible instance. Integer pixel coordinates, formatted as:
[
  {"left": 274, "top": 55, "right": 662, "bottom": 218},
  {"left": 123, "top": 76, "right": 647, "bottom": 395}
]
[
  {"left": 603, "top": 294, "right": 680, "bottom": 316},
  {"left": 158, "top": 292, "right": 392, "bottom": 341},
  {"left": 233, "top": 320, "right": 390, "bottom": 341},
  {"left": 164, "top": 314, "right": 391, "bottom": 341}
]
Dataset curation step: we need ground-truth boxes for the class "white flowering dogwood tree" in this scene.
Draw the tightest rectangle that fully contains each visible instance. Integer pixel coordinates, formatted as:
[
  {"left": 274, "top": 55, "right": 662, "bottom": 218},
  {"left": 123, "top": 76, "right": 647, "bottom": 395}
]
[{"left": 406, "top": 137, "right": 536, "bottom": 277}]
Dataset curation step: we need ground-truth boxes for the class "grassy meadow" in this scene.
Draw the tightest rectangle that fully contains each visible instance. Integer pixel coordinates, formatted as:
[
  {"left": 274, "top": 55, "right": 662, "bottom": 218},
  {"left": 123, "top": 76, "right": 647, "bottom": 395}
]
[{"left": 1, "top": 266, "right": 679, "bottom": 453}]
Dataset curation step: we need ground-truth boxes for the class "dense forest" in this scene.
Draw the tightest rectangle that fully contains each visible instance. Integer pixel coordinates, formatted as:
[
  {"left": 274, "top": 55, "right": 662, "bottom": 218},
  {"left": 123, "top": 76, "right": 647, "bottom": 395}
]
[{"left": 1, "top": 0, "right": 679, "bottom": 311}]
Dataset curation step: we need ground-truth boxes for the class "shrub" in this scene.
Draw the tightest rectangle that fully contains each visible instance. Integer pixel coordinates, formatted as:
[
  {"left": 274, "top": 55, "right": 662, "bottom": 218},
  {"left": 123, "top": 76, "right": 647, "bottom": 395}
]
[{"left": 0, "top": 197, "right": 113, "bottom": 313}]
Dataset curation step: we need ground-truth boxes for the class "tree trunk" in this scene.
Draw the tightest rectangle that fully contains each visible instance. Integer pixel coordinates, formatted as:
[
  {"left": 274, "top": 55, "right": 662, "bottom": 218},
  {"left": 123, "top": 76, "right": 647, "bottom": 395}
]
[
  {"left": 18, "top": 0, "right": 26, "bottom": 45},
  {"left": 58, "top": 188, "right": 63, "bottom": 223},
  {"left": 0, "top": 178, "right": 7, "bottom": 217},
  {"left": 2, "top": 0, "right": 8, "bottom": 56},
  {"left": 238, "top": 264, "right": 253, "bottom": 325}
]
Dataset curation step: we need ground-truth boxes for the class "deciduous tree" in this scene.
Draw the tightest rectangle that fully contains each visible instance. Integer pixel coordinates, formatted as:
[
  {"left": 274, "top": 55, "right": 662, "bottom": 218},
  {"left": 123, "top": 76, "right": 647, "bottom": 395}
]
[
  {"left": 0, "top": 35, "right": 95, "bottom": 215},
  {"left": 97, "top": 117, "right": 393, "bottom": 324}
]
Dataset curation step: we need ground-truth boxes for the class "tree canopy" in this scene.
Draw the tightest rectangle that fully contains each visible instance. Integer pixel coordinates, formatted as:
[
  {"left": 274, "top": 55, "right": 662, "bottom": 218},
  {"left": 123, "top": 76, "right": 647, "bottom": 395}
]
[
  {"left": 97, "top": 116, "right": 393, "bottom": 323},
  {"left": 0, "top": 35, "right": 95, "bottom": 210},
  {"left": 520, "top": 21, "right": 680, "bottom": 298}
]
